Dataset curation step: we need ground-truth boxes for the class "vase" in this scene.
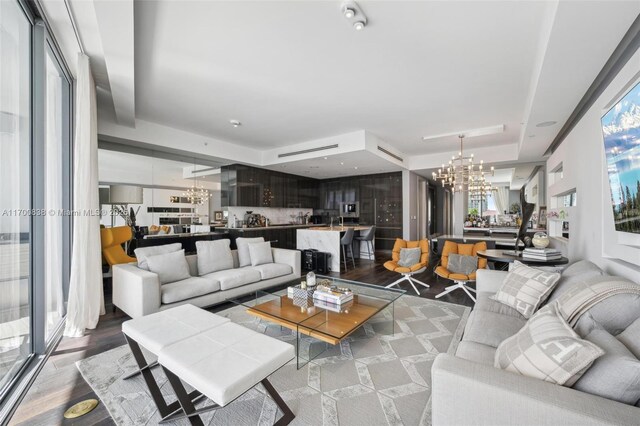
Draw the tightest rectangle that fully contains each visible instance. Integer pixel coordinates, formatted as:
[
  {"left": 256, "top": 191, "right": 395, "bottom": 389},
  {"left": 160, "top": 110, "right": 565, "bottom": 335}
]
[{"left": 532, "top": 232, "right": 550, "bottom": 248}]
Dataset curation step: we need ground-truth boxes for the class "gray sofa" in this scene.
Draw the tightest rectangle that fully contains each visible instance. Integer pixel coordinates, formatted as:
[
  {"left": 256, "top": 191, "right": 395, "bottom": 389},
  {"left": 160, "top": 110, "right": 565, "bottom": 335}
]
[
  {"left": 112, "top": 248, "right": 300, "bottom": 318},
  {"left": 432, "top": 261, "right": 640, "bottom": 425}
]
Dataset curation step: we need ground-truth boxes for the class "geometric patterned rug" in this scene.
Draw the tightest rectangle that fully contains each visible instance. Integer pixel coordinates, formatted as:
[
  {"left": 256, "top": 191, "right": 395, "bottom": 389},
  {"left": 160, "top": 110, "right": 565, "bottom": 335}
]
[{"left": 76, "top": 295, "right": 470, "bottom": 426}]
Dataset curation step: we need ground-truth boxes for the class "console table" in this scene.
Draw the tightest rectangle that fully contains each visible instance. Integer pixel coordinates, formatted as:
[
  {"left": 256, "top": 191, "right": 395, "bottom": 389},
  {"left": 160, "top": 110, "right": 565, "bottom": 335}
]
[{"left": 477, "top": 249, "right": 569, "bottom": 269}]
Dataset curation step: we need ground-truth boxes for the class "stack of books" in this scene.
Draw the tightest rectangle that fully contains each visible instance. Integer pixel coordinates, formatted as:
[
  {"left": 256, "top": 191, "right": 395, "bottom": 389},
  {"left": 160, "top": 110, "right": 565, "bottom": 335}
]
[
  {"left": 312, "top": 284, "right": 353, "bottom": 307},
  {"left": 522, "top": 248, "right": 562, "bottom": 261}
]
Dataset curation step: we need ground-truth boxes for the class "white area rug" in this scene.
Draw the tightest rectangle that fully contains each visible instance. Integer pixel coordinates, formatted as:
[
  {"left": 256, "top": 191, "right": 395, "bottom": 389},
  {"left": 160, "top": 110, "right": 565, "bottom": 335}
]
[{"left": 77, "top": 295, "right": 470, "bottom": 425}]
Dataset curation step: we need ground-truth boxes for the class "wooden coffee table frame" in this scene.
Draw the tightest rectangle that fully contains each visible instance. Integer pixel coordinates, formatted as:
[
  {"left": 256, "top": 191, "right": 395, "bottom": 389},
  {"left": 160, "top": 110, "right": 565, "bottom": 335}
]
[
  {"left": 233, "top": 279, "right": 404, "bottom": 369},
  {"left": 247, "top": 294, "right": 392, "bottom": 346}
]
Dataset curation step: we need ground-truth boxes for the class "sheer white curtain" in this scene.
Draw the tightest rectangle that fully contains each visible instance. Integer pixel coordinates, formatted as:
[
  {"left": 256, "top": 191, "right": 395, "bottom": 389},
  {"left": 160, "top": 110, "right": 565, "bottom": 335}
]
[
  {"left": 45, "top": 56, "right": 64, "bottom": 339},
  {"left": 494, "top": 186, "right": 509, "bottom": 215},
  {"left": 64, "top": 54, "right": 104, "bottom": 337}
]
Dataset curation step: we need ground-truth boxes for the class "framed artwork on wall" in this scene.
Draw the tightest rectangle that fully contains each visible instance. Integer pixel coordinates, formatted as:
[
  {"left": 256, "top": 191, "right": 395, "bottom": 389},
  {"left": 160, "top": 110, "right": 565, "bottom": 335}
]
[
  {"left": 214, "top": 211, "right": 223, "bottom": 221},
  {"left": 538, "top": 206, "right": 547, "bottom": 227}
]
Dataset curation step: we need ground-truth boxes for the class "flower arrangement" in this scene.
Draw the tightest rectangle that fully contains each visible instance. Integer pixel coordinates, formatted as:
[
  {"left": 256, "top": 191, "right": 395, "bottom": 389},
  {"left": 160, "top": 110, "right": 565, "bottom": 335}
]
[{"left": 547, "top": 211, "right": 559, "bottom": 219}]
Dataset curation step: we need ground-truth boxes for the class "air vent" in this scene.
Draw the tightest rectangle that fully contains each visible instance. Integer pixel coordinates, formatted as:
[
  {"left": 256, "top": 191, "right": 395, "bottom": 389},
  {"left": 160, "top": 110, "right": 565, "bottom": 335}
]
[
  {"left": 377, "top": 146, "right": 403, "bottom": 162},
  {"left": 277, "top": 144, "right": 339, "bottom": 158}
]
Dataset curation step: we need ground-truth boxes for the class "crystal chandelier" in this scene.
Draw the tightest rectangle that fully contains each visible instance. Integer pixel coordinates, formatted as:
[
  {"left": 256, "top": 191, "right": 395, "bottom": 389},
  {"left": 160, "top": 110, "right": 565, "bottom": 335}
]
[
  {"left": 183, "top": 160, "right": 212, "bottom": 205},
  {"left": 432, "top": 135, "right": 496, "bottom": 198},
  {"left": 183, "top": 183, "right": 211, "bottom": 205}
]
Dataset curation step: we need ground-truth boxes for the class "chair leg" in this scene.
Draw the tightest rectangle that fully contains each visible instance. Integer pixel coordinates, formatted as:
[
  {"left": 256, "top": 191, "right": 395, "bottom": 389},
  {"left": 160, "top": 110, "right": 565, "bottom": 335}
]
[
  {"left": 386, "top": 275, "right": 420, "bottom": 295},
  {"left": 435, "top": 281, "right": 476, "bottom": 302},
  {"left": 366, "top": 240, "right": 371, "bottom": 259},
  {"left": 342, "top": 245, "right": 347, "bottom": 271},
  {"left": 409, "top": 276, "right": 430, "bottom": 289},
  {"left": 350, "top": 245, "right": 355, "bottom": 268},
  {"left": 385, "top": 276, "right": 407, "bottom": 289}
]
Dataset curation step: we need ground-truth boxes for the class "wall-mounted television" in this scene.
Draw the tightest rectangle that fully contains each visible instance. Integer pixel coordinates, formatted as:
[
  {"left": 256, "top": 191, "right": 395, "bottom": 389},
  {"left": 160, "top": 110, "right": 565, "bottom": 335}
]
[{"left": 602, "top": 79, "right": 640, "bottom": 234}]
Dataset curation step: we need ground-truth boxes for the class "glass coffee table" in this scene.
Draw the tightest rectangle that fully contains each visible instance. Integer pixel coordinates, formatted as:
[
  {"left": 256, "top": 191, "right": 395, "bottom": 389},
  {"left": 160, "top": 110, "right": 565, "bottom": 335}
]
[{"left": 229, "top": 276, "right": 405, "bottom": 368}]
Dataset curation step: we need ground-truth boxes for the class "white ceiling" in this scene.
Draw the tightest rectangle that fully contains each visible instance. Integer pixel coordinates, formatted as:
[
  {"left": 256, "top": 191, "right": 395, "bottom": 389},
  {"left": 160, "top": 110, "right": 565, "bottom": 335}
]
[
  {"left": 46, "top": 0, "right": 640, "bottom": 174},
  {"left": 264, "top": 150, "right": 403, "bottom": 179},
  {"left": 133, "top": 0, "right": 549, "bottom": 153}
]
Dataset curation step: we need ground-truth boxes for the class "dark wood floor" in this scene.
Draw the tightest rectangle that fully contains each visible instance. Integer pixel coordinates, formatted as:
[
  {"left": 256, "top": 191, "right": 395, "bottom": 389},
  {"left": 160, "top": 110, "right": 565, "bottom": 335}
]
[{"left": 9, "top": 251, "right": 473, "bottom": 425}]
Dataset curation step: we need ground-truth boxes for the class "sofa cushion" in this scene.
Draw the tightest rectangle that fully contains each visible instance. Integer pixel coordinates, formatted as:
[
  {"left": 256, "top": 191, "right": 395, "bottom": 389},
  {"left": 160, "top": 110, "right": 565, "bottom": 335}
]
[
  {"left": 618, "top": 317, "right": 640, "bottom": 359},
  {"left": 494, "top": 302, "right": 604, "bottom": 386},
  {"left": 462, "top": 310, "right": 526, "bottom": 348},
  {"left": 196, "top": 239, "right": 233, "bottom": 275},
  {"left": 455, "top": 341, "right": 496, "bottom": 366},
  {"left": 447, "top": 254, "right": 478, "bottom": 275},
  {"left": 248, "top": 241, "right": 273, "bottom": 266},
  {"left": 134, "top": 243, "right": 182, "bottom": 270},
  {"left": 474, "top": 292, "right": 525, "bottom": 319},
  {"left": 573, "top": 317, "right": 640, "bottom": 405},
  {"left": 146, "top": 249, "right": 191, "bottom": 284},
  {"left": 235, "top": 237, "right": 265, "bottom": 267},
  {"left": 161, "top": 277, "right": 220, "bottom": 304},
  {"left": 201, "top": 267, "right": 261, "bottom": 291},
  {"left": 249, "top": 263, "right": 292, "bottom": 280},
  {"left": 547, "top": 260, "right": 604, "bottom": 303},
  {"left": 573, "top": 286, "right": 640, "bottom": 336},
  {"left": 491, "top": 261, "right": 561, "bottom": 318}
]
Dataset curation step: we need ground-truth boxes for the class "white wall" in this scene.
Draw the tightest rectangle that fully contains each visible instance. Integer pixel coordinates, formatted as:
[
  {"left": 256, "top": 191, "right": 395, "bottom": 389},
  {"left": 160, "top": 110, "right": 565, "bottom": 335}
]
[
  {"left": 546, "top": 45, "right": 640, "bottom": 280},
  {"left": 524, "top": 169, "right": 545, "bottom": 210}
]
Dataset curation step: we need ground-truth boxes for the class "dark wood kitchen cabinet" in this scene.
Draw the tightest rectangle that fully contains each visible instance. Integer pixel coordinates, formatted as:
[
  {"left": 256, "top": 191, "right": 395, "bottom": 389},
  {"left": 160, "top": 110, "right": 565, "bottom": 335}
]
[{"left": 222, "top": 164, "right": 318, "bottom": 208}]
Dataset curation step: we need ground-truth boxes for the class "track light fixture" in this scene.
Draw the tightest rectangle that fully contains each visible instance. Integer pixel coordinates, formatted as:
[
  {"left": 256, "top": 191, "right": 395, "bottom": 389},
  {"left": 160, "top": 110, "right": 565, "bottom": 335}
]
[
  {"left": 340, "top": 1, "right": 367, "bottom": 31},
  {"left": 342, "top": 6, "right": 355, "bottom": 19}
]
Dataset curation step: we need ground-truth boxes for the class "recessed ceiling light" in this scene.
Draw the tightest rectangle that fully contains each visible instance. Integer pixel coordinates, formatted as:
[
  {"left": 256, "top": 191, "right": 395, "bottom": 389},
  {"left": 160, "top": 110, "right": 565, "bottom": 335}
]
[
  {"left": 353, "top": 21, "right": 365, "bottom": 31},
  {"left": 323, "top": 157, "right": 327, "bottom": 160},
  {"left": 536, "top": 121, "right": 557, "bottom": 128},
  {"left": 229, "top": 119, "right": 241, "bottom": 128},
  {"left": 342, "top": 6, "right": 355, "bottom": 18},
  {"left": 340, "top": 162, "right": 344, "bottom": 165},
  {"left": 354, "top": 166, "right": 358, "bottom": 170}
]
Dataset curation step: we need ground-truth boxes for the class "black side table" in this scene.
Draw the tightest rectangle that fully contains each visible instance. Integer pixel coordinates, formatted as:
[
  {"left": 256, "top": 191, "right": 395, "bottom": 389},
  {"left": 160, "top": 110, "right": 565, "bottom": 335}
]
[{"left": 477, "top": 249, "right": 569, "bottom": 270}]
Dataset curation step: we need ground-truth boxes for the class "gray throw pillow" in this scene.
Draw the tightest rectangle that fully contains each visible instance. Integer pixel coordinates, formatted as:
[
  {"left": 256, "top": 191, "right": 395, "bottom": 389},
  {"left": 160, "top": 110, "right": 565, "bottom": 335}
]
[
  {"left": 398, "top": 247, "right": 421, "bottom": 267},
  {"left": 494, "top": 302, "right": 604, "bottom": 386},
  {"left": 573, "top": 316, "right": 640, "bottom": 405},
  {"left": 134, "top": 243, "right": 182, "bottom": 270},
  {"left": 235, "top": 237, "right": 265, "bottom": 267},
  {"left": 491, "top": 261, "right": 561, "bottom": 318},
  {"left": 146, "top": 249, "right": 191, "bottom": 284},
  {"left": 447, "top": 254, "right": 478, "bottom": 275},
  {"left": 196, "top": 239, "right": 233, "bottom": 275},
  {"left": 248, "top": 241, "right": 273, "bottom": 266}
]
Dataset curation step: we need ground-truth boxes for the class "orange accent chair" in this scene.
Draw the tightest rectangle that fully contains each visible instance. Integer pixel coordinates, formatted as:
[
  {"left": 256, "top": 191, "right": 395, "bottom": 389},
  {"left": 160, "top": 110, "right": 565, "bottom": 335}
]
[
  {"left": 101, "top": 226, "right": 136, "bottom": 266},
  {"left": 383, "top": 238, "right": 430, "bottom": 294},
  {"left": 434, "top": 240, "right": 488, "bottom": 302}
]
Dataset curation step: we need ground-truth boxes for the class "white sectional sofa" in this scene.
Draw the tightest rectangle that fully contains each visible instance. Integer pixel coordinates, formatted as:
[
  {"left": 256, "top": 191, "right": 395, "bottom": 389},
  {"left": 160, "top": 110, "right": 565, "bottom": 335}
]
[
  {"left": 112, "top": 246, "right": 300, "bottom": 318},
  {"left": 432, "top": 262, "right": 640, "bottom": 425}
]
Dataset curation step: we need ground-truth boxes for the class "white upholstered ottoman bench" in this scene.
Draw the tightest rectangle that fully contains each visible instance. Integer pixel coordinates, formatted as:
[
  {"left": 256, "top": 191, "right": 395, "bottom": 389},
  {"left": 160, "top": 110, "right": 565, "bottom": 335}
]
[
  {"left": 122, "top": 304, "right": 295, "bottom": 426},
  {"left": 122, "top": 304, "right": 231, "bottom": 419}
]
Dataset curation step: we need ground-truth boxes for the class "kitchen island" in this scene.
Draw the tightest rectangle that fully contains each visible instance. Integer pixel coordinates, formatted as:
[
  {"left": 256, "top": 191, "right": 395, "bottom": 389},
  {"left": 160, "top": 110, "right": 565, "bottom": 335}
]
[
  {"left": 297, "top": 226, "right": 375, "bottom": 272},
  {"left": 224, "top": 224, "right": 324, "bottom": 250}
]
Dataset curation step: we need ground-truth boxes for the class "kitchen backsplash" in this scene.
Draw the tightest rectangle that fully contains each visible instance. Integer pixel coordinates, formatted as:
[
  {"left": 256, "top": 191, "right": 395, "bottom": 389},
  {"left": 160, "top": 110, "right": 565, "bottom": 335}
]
[{"left": 226, "top": 206, "right": 313, "bottom": 226}]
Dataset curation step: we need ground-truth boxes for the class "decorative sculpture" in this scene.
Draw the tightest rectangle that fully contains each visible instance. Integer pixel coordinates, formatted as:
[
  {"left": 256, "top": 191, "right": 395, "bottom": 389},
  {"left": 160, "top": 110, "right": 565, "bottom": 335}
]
[{"left": 515, "top": 187, "right": 535, "bottom": 253}]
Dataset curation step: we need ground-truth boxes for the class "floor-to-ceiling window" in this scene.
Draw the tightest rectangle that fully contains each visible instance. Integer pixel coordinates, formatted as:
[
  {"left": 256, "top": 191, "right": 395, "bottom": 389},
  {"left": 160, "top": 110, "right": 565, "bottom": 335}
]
[
  {"left": 0, "top": 0, "right": 72, "bottom": 410},
  {"left": 0, "top": 0, "right": 32, "bottom": 396},
  {"left": 44, "top": 48, "right": 70, "bottom": 341}
]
